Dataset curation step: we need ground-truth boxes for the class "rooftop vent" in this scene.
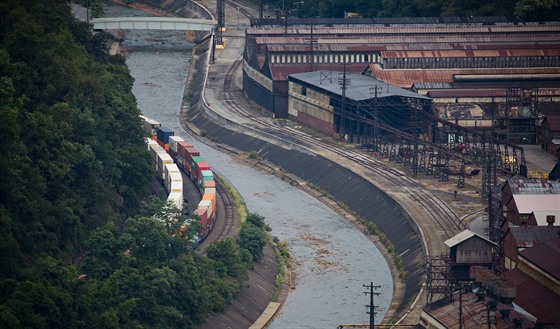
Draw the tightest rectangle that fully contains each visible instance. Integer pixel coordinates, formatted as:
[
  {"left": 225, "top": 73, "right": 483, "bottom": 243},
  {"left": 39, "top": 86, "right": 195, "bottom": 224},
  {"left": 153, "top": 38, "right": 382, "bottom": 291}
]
[
  {"left": 500, "top": 308, "right": 511, "bottom": 319},
  {"left": 513, "top": 317, "right": 524, "bottom": 328}
]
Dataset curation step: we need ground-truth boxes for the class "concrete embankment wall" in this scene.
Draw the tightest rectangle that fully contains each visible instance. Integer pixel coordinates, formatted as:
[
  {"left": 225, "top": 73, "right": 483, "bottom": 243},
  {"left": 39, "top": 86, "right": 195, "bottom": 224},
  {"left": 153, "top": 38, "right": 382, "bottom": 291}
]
[
  {"left": 186, "top": 45, "right": 424, "bottom": 318},
  {"left": 137, "top": 0, "right": 425, "bottom": 317}
]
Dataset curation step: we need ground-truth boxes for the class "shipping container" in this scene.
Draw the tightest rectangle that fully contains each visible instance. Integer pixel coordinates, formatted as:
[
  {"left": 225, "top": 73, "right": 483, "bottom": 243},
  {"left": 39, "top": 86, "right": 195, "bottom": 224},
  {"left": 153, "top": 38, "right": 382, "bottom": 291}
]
[
  {"left": 140, "top": 115, "right": 161, "bottom": 138},
  {"left": 156, "top": 126, "right": 174, "bottom": 145},
  {"left": 196, "top": 163, "right": 211, "bottom": 184},
  {"left": 168, "top": 136, "right": 184, "bottom": 160},
  {"left": 177, "top": 142, "right": 194, "bottom": 160},
  {"left": 198, "top": 199, "right": 213, "bottom": 219},
  {"left": 146, "top": 138, "right": 158, "bottom": 150},
  {"left": 202, "top": 193, "right": 217, "bottom": 214},
  {"left": 184, "top": 147, "right": 200, "bottom": 174},
  {"left": 149, "top": 143, "right": 167, "bottom": 171},
  {"left": 194, "top": 207, "right": 209, "bottom": 237},
  {"left": 191, "top": 156, "right": 205, "bottom": 180},
  {"left": 199, "top": 170, "right": 214, "bottom": 190},
  {"left": 203, "top": 180, "right": 216, "bottom": 195},
  {"left": 164, "top": 164, "right": 182, "bottom": 191},
  {"left": 168, "top": 191, "right": 184, "bottom": 212},
  {"left": 156, "top": 152, "right": 174, "bottom": 182}
]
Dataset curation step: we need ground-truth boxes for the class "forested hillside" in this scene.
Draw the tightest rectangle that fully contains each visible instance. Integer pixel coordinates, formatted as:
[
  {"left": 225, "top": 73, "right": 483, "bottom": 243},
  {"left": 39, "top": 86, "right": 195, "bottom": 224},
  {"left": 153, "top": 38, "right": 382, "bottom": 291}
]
[
  {"left": 0, "top": 1, "right": 261, "bottom": 327},
  {"left": 270, "top": 0, "right": 560, "bottom": 21}
]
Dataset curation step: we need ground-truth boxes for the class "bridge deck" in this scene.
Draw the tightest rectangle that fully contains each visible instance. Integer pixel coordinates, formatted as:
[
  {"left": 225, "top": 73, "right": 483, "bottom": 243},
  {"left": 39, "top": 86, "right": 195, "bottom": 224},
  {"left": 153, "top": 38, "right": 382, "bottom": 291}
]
[{"left": 91, "top": 17, "right": 217, "bottom": 31}]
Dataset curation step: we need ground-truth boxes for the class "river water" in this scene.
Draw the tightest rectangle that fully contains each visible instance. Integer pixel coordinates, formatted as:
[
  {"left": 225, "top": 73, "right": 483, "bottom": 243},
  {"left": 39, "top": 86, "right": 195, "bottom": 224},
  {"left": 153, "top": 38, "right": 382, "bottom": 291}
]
[{"left": 103, "top": 3, "right": 393, "bottom": 327}]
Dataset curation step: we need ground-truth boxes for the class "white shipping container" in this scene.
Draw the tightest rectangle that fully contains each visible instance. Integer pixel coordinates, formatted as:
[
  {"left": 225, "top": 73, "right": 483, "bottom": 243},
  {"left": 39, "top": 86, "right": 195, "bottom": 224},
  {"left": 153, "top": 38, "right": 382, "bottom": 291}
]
[
  {"left": 141, "top": 116, "right": 161, "bottom": 137},
  {"left": 168, "top": 136, "right": 185, "bottom": 154},
  {"left": 157, "top": 153, "right": 174, "bottom": 181},
  {"left": 204, "top": 187, "right": 216, "bottom": 195},
  {"left": 164, "top": 164, "right": 182, "bottom": 190},
  {"left": 198, "top": 199, "right": 213, "bottom": 218},
  {"left": 170, "top": 181, "right": 183, "bottom": 193},
  {"left": 167, "top": 191, "right": 184, "bottom": 211}
]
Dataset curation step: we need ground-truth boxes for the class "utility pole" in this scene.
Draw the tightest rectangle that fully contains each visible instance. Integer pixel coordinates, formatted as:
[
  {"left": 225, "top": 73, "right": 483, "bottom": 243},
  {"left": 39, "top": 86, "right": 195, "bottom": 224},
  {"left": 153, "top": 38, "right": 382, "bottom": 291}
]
[
  {"left": 363, "top": 282, "right": 381, "bottom": 329},
  {"left": 338, "top": 63, "right": 350, "bottom": 141},
  {"left": 370, "top": 85, "right": 383, "bottom": 152}
]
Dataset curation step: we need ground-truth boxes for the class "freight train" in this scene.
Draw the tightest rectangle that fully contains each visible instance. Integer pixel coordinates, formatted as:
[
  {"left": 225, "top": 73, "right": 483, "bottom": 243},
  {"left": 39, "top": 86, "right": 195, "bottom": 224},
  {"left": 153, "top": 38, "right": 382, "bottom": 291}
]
[{"left": 140, "top": 115, "right": 216, "bottom": 243}]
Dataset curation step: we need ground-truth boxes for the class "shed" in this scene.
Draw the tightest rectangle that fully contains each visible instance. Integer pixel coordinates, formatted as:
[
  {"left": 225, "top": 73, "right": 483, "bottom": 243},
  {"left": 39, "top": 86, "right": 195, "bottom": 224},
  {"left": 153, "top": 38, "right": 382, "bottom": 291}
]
[{"left": 444, "top": 229, "right": 497, "bottom": 280}]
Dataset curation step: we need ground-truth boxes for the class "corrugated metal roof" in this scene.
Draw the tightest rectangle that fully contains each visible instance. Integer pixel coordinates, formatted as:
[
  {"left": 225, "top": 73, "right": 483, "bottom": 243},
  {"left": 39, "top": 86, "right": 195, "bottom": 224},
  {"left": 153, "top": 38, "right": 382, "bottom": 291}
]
[
  {"left": 503, "top": 268, "right": 560, "bottom": 325},
  {"left": 371, "top": 65, "right": 560, "bottom": 88},
  {"left": 543, "top": 114, "right": 560, "bottom": 130},
  {"left": 247, "top": 23, "right": 560, "bottom": 36},
  {"left": 423, "top": 291, "right": 536, "bottom": 329},
  {"left": 266, "top": 44, "right": 374, "bottom": 52},
  {"left": 507, "top": 178, "right": 560, "bottom": 194},
  {"left": 254, "top": 34, "right": 560, "bottom": 46},
  {"left": 509, "top": 225, "right": 560, "bottom": 248},
  {"left": 513, "top": 194, "right": 560, "bottom": 214},
  {"left": 270, "top": 63, "right": 367, "bottom": 81},
  {"left": 444, "top": 229, "right": 497, "bottom": 247},
  {"left": 427, "top": 88, "right": 560, "bottom": 98},
  {"left": 288, "top": 70, "right": 430, "bottom": 101},
  {"left": 519, "top": 238, "right": 560, "bottom": 278},
  {"left": 380, "top": 49, "right": 560, "bottom": 58}
]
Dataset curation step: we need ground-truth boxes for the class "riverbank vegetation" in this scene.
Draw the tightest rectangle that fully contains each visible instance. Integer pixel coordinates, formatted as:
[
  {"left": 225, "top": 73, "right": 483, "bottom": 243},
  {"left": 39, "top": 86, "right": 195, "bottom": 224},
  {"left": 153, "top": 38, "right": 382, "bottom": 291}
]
[
  {"left": 266, "top": 0, "right": 559, "bottom": 21},
  {"left": 0, "top": 1, "right": 273, "bottom": 327}
]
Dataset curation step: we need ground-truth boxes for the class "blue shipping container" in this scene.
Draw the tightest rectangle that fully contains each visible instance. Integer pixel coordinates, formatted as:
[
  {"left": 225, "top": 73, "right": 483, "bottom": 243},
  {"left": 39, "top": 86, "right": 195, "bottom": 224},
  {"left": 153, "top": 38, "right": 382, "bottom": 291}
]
[{"left": 157, "top": 127, "right": 174, "bottom": 144}]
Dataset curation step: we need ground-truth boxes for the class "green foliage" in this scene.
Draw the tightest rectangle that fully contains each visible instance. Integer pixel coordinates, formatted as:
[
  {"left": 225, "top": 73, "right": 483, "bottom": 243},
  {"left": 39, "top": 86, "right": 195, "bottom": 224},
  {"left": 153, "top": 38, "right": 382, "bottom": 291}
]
[
  {"left": 239, "top": 213, "right": 268, "bottom": 261},
  {"left": 0, "top": 1, "right": 249, "bottom": 327},
  {"left": 207, "top": 236, "right": 250, "bottom": 280},
  {"left": 266, "top": 0, "right": 559, "bottom": 20}
]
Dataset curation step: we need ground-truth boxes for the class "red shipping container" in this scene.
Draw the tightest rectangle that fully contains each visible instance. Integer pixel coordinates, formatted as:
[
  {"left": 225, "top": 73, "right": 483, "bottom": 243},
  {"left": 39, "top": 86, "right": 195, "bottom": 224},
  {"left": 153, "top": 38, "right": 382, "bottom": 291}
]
[
  {"left": 186, "top": 147, "right": 200, "bottom": 160},
  {"left": 177, "top": 141, "right": 193, "bottom": 160},
  {"left": 194, "top": 207, "right": 208, "bottom": 235}
]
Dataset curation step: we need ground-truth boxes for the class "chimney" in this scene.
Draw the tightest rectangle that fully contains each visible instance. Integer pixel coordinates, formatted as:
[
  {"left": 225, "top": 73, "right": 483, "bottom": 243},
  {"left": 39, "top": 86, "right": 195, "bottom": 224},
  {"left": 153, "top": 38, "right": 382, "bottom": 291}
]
[{"left": 546, "top": 215, "right": 555, "bottom": 227}]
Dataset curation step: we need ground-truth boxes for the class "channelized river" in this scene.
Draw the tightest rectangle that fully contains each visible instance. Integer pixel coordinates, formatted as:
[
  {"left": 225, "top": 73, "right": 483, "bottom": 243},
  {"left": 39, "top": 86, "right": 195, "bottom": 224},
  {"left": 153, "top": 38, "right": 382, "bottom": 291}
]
[{"left": 103, "top": 3, "right": 394, "bottom": 327}]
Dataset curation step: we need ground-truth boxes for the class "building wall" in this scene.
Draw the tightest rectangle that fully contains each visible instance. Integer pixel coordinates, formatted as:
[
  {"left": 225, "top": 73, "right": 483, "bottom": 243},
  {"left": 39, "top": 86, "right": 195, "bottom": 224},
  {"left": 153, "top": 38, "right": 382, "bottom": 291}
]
[
  {"left": 502, "top": 232, "right": 519, "bottom": 270},
  {"left": 243, "top": 71, "right": 274, "bottom": 112},
  {"left": 453, "top": 237, "right": 494, "bottom": 264}
]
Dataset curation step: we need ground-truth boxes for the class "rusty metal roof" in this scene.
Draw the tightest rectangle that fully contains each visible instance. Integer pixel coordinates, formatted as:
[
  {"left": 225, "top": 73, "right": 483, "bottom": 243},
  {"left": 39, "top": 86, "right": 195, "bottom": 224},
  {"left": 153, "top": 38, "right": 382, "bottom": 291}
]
[
  {"left": 543, "top": 114, "right": 560, "bottom": 130},
  {"left": 503, "top": 268, "right": 560, "bottom": 325},
  {"left": 380, "top": 49, "right": 560, "bottom": 58},
  {"left": 269, "top": 63, "right": 368, "bottom": 81},
  {"left": 423, "top": 291, "right": 536, "bottom": 328},
  {"left": 518, "top": 237, "right": 560, "bottom": 278},
  {"left": 247, "top": 23, "right": 560, "bottom": 36},
  {"left": 254, "top": 34, "right": 560, "bottom": 46},
  {"left": 509, "top": 225, "right": 560, "bottom": 248},
  {"left": 427, "top": 88, "right": 560, "bottom": 98},
  {"left": 371, "top": 65, "right": 560, "bottom": 88},
  {"left": 506, "top": 178, "right": 560, "bottom": 194}
]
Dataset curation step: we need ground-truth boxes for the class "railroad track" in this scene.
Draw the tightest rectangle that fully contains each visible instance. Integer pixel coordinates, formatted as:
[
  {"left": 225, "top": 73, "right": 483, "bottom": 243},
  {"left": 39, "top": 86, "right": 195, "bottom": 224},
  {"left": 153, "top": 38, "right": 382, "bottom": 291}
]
[
  {"left": 215, "top": 180, "right": 236, "bottom": 240},
  {"left": 220, "top": 3, "right": 462, "bottom": 242}
]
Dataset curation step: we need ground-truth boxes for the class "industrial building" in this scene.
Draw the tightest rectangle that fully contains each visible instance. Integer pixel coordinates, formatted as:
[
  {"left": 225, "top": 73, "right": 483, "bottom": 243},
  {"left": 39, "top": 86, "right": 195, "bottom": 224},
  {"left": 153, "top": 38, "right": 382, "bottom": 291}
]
[{"left": 243, "top": 18, "right": 560, "bottom": 148}]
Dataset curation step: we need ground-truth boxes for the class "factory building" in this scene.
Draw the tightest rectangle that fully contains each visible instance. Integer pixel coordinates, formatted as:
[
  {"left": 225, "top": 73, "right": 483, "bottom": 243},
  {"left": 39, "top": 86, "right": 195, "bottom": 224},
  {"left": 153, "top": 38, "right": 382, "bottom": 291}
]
[{"left": 243, "top": 18, "right": 560, "bottom": 145}]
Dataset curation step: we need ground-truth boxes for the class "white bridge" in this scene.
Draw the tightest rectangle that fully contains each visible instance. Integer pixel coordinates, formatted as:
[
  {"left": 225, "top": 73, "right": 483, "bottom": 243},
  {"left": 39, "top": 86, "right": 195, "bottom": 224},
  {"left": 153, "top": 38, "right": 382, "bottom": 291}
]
[{"left": 91, "top": 17, "right": 217, "bottom": 31}]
